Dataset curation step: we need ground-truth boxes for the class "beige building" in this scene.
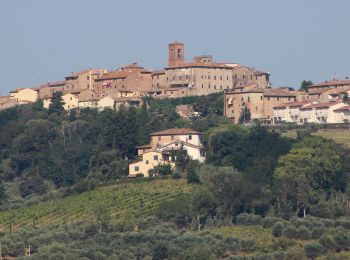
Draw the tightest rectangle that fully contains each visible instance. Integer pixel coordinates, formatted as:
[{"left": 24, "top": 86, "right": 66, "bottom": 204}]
[
  {"left": 273, "top": 100, "right": 346, "bottom": 124},
  {"left": 43, "top": 93, "right": 79, "bottom": 110},
  {"left": 38, "top": 81, "right": 66, "bottom": 99},
  {"left": 307, "top": 79, "right": 350, "bottom": 92},
  {"left": 98, "top": 96, "right": 142, "bottom": 111},
  {"left": 65, "top": 68, "right": 108, "bottom": 93},
  {"left": 232, "top": 66, "right": 270, "bottom": 89},
  {"left": 224, "top": 87, "right": 297, "bottom": 124},
  {"left": 130, "top": 128, "right": 205, "bottom": 177},
  {"left": 334, "top": 105, "right": 350, "bottom": 123},
  {"left": 9, "top": 88, "right": 38, "bottom": 104},
  {"left": 0, "top": 96, "right": 18, "bottom": 111},
  {"left": 129, "top": 151, "right": 175, "bottom": 177},
  {"left": 94, "top": 63, "right": 154, "bottom": 97},
  {"left": 151, "top": 70, "right": 167, "bottom": 90}
]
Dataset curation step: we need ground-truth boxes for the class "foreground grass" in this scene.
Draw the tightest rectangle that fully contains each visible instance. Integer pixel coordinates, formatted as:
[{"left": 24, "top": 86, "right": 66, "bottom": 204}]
[
  {"left": 0, "top": 178, "right": 193, "bottom": 232},
  {"left": 283, "top": 129, "right": 350, "bottom": 146}
]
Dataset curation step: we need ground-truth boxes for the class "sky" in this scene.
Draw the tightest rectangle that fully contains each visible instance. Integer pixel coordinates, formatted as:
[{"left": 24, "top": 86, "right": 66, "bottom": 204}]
[{"left": 0, "top": 0, "right": 350, "bottom": 95}]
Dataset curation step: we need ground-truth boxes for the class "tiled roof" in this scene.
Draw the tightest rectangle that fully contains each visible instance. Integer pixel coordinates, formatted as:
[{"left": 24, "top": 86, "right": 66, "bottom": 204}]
[
  {"left": 309, "top": 79, "right": 350, "bottom": 88},
  {"left": 264, "top": 89, "right": 296, "bottom": 97},
  {"left": 334, "top": 105, "right": 350, "bottom": 112},
  {"left": 165, "top": 62, "right": 232, "bottom": 70},
  {"left": 273, "top": 101, "right": 310, "bottom": 109},
  {"left": 66, "top": 68, "right": 106, "bottom": 79},
  {"left": 96, "top": 70, "right": 135, "bottom": 80},
  {"left": 150, "top": 128, "right": 202, "bottom": 136},
  {"left": 49, "top": 80, "right": 65, "bottom": 87},
  {"left": 254, "top": 70, "right": 270, "bottom": 76},
  {"left": 151, "top": 70, "right": 165, "bottom": 75}
]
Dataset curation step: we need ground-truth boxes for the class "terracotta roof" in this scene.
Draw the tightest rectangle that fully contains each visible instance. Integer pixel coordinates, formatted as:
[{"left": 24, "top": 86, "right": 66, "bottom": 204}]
[
  {"left": 150, "top": 128, "right": 202, "bottom": 136},
  {"left": 254, "top": 70, "right": 270, "bottom": 76},
  {"left": 334, "top": 105, "right": 350, "bottom": 112},
  {"left": 226, "top": 89, "right": 264, "bottom": 94},
  {"left": 299, "top": 101, "right": 342, "bottom": 110},
  {"left": 273, "top": 101, "right": 311, "bottom": 109},
  {"left": 309, "top": 79, "right": 350, "bottom": 88},
  {"left": 96, "top": 70, "right": 134, "bottom": 80},
  {"left": 308, "top": 88, "right": 331, "bottom": 95},
  {"left": 49, "top": 80, "right": 65, "bottom": 87},
  {"left": 264, "top": 89, "right": 296, "bottom": 97},
  {"left": 151, "top": 70, "right": 165, "bottom": 76},
  {"left": 66, "top": 68, "right": 106, "bottom": 79},
  {"left": 165, "top": 62, "right": 232, "bottom": 70}
]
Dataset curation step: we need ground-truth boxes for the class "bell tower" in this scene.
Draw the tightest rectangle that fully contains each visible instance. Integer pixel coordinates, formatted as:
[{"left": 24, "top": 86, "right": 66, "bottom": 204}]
[{"left": 168, "top": 41, "right": 185, "bottom": 67}]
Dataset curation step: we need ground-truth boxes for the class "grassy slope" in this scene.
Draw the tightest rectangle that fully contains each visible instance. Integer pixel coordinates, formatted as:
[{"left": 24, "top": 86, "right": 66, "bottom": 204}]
[
  {"left": 283, "top": 129, "right": 350, "bottom": 146},
  {"left": 0, "top": 179, "right": 193, "bottom": 232}
]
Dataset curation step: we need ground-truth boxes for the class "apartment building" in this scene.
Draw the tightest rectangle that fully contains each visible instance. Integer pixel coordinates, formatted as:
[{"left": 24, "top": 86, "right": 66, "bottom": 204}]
[{"left": 224, "top": 87, "right": 297, "bottom": 124}]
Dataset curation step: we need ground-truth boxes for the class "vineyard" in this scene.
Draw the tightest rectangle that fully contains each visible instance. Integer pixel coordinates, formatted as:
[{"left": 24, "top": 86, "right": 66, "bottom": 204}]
[{"left": 0, "top": 179, "right": 193, "bottom": 232}]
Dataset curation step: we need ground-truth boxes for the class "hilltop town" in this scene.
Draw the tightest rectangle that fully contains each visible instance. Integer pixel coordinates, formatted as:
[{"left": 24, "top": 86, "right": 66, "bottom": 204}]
[{"left": 2, "top": 42, "right": 350, "bottom": 126}]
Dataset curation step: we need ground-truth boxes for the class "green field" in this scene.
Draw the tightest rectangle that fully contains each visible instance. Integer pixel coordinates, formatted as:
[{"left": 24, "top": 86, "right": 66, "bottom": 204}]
[
  {"left": 283, "top": 129, "right": 350, "bottom": 146},
  {"left": 0, "top": 179, "right": 193, "bottom": 232}
]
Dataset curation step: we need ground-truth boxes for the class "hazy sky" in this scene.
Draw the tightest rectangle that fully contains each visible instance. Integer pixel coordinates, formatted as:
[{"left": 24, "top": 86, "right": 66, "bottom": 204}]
[{"left": 1, "top": 0, "right": 349, "bottom": 95}]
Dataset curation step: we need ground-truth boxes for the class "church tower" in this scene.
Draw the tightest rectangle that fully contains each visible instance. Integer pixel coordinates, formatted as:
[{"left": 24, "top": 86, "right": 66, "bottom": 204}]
[{"left": 168, "top": 41, "right": 185, "bottom": 67}]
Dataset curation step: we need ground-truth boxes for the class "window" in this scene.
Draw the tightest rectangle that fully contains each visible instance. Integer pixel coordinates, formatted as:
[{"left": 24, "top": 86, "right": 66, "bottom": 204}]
[
  {"left": 154, "top": 155, "right": 159, "bottom": 161},
  {"left": 188, "top": 135, "right": 192, "bottom": 140},
  {"left": 214, "top": 76, "right": 217, "bottom": 80},
  {"left": 248, "top": 97, "right": 250, "bottom": 102},
  {"left": 87, "top": 76, "right": 90, "bottom": 80},
  {"left": 277, "top": 97, "right": 280, "bottom": 101},
  {"left": 220, "top": 76, "right": 222, "bottom": 80},
  {"left": 202, "top": 84, "right": 204, "bottom": 88},
  {"left": 146, "top": 160, "right": 149, "bottom": 164},
  {"left": 134, "top": 166, "right": 139, "bottom": 172},
  {"left": 158, "top": 136, "right": 161, "bottom": 141},
  {"left": 260, "top": 96, "right": 263, "bottom": 100}
]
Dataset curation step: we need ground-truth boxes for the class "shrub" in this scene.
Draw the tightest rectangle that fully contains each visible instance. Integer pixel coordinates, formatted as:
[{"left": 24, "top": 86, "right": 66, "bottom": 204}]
[
  {"left": 304, "top": 242, "right": 323, "bottom": 259},
  {"left": 262, "top": 216, "right": 283, "bottom": 228},
  {"left": 296, "top": 226, "right": 311, "bottom": 240},
  {"left": 311, "top": 226, "right": 325, "bottom": 239},
  {"left": 272, "top": 222, "right": 284, "bottom": 238},
  {"left": 235, "top": 213, "right": 262, "bottom": 226},
  {"left": 334, "top": 229, "right": 350, "bottom": 251},
  {"left": 284, "top": 225, "right": 298, "bottom": 239},
  {"left": 284, "top": 247, "right": 307, "bottom": 260},
  {"left": 239, "top": 239, "right": 256, "bottom": 253}
]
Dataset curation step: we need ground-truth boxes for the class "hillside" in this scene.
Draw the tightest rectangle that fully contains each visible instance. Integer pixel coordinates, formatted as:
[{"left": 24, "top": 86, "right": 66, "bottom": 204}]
[{"left": 0, "top": 179, "right": 193, "bottom": 232}]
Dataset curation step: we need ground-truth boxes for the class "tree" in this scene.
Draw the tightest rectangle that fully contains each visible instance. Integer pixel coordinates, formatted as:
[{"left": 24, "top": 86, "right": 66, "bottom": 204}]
[
  {"left": 238, "top": 106, "right": 251, "bottom": 125},
  {"left": 48, "top": 91, "right": 65, "bottom": 114},
  {"left": 300, "top": 80, "right": 313, "bottom": 92},
  {"left": 175, "top": 145, "right": 190, "bottom": 173},
  {"left": 343, "top": 92, "right": 350, "bottom": 104},
  {"left": 297, "top": 175, "right": 310, "bottom": 217},
  {"left": 186, "top": 160, "right": 200, "bottom": 184}
]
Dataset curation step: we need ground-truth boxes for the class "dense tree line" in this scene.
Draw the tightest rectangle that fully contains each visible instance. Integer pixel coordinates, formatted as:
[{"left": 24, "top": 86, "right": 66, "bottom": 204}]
[{"left": 0, "top": 93, "right": 226, "bottom": 206}]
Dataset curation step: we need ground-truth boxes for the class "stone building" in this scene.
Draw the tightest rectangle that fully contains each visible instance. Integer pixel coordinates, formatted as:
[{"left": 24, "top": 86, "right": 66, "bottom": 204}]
[
  {"left": 65, "top": 68, "right": 107, "bottom": 92},
  {"left": 224, "top": 87, "right": 297, "bottom": 124},
  {"left": 94, "top": 63, "right": 153, "bottom": 97}
]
